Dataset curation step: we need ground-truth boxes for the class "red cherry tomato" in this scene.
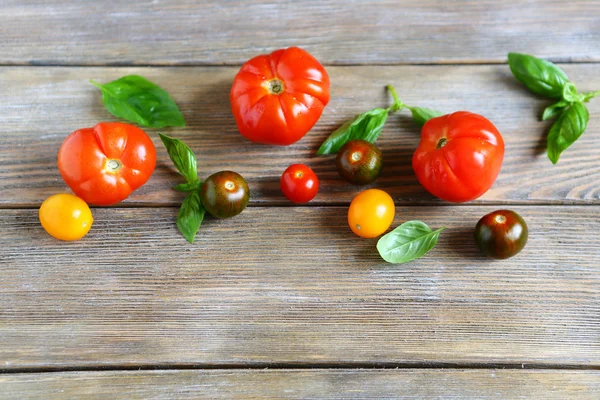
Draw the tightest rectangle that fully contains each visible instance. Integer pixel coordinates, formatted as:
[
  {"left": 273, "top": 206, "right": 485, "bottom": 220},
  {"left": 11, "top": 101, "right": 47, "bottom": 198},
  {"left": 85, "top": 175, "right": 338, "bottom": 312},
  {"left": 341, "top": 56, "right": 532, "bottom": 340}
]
[
  {"left": 58, "top": 122, "right": 156, "bottom": 206},
  {"left": 230, "top": 47, "right": 330, "bottom": 146},
  {"left": 280, "top": 164, "right": 319, "bottom": 203},
  {"left": 412, "top": 112, "right": 505, "bottom": 203}
]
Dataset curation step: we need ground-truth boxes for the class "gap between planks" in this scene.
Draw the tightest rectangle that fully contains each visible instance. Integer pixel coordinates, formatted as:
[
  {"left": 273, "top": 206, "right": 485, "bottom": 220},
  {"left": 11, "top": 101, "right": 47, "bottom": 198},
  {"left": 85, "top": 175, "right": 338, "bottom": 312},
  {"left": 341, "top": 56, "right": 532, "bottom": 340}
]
[
  {"left": 2, "top": 361, "right": 600, "bottom": 375},
  {"left": 2, "top": 61, "right": 600, "bottom": 68},
  {"left": 2, "top": 203, "right": 600, "bottom": 210}
]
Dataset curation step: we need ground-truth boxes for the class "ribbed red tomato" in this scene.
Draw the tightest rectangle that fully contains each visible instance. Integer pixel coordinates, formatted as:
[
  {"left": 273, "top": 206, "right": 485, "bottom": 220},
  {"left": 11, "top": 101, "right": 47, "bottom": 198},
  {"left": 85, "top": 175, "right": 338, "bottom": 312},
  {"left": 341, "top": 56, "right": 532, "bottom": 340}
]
[
  {"left": 58, "top": 122, "right": 156, "bottom": 206},
  {"left": 230, "top": 47, "right": 330, "bottom": 145},
  {"left": 412, "top": 112, "right": 505, "bottom": 203}
]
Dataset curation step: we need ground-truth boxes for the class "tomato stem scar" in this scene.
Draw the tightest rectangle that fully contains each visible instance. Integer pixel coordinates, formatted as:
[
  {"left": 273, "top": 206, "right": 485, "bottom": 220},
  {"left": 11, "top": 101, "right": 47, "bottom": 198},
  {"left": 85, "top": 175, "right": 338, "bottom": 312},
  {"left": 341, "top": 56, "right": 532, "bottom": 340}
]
[
  {"left": 267, "top": 79, "right": 285, "bottom": 95},
  {"left": 224, "top": 181, "right": 235, "bottom": 190},
  {"left": 105, "top": 159, "right": 123, "bottom": 173},
  {"left": 351, "top": 151, "right": 362, "bottom": 162},
  {"left": 436, "top": 138, "right": 448, "bottom": 149}
]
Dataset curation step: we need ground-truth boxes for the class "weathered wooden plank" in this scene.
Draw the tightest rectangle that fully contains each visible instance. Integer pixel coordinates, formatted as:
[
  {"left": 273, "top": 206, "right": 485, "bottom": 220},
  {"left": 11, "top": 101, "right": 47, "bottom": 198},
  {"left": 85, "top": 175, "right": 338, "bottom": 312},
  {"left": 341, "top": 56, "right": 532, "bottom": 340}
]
[
  {"left": 1, "top": 65, "right": 599, "bottom": 206},
  {"left": 1, "top": 1, "right": 599, "bottom": 65},
  {"left": 1, "top": 206, "right": 598, "bottom": 368},
  {"left": 2, "top": 369, "right": 599, "bottom": 399}
]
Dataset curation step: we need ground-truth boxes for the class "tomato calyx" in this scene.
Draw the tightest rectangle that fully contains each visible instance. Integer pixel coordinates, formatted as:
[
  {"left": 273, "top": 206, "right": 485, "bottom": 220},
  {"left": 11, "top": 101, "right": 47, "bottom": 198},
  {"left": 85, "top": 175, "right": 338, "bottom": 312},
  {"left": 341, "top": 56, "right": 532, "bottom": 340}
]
[{"left": 266, "top": 78, "right": 285, "bottom": 95}]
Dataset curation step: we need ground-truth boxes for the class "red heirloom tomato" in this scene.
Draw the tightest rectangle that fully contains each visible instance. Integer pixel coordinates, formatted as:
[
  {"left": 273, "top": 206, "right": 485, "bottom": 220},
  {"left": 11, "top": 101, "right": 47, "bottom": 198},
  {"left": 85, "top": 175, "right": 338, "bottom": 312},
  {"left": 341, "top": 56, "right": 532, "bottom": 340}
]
[
  {"left": 412, "top": 112, "right": 504, "bottom": 203},
  {"left": 230, "top": 47, "right": 330, "bottom": 145},
  {"left": 58, "top": 122, "right": 156, "bottom": 206},
  {"left": 280, "top": 164, "right": 319, "bottom": 203}
]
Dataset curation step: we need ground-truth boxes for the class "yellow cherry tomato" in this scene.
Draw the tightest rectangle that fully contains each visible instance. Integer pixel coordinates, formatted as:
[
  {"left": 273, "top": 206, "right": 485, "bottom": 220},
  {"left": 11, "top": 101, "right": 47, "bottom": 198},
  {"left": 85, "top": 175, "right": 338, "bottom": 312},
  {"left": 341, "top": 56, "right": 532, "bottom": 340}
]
[
  {"left": 348, "top": 189, "right": 395, "bottom": 238},
  {"left": 39, "top": 194, "right": 93, "bottom": 241}
]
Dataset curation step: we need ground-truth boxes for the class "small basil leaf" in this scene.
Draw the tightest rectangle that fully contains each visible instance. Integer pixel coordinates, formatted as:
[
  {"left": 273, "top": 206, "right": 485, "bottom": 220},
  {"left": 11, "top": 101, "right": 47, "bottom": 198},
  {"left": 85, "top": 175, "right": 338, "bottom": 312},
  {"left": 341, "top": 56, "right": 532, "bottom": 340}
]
[
  {"left": 176, "top": 190, "right": 205, "bottom": 244},
  {"left": 409, "top": 107, "right": 443, "bottom": 126},
  {"left": 91, "top": 75, "right": 185, "bottom": 128},
  {"left": 562, "top": 82, "right": 584, "bottom": 103},
  {"left": 317, "top": 108, "right": 389, "bottom": 155},
  {"left": 542, "top": 99, "right": 569, "bottom": 121},
  {"left": 507, "top": 53, "right": 569, "bottom": 99},
  {"left": 173, "top": 181, "right": 201, "bottom": 192},
  {"left": 159, "top": 133, "right": 198, "bottom": 183},
  {"left": 547, "top": 102, "right": 589, "bottom": 164},
  {"left": 377, "top": 221, "right": 445, "bottom": 264}
]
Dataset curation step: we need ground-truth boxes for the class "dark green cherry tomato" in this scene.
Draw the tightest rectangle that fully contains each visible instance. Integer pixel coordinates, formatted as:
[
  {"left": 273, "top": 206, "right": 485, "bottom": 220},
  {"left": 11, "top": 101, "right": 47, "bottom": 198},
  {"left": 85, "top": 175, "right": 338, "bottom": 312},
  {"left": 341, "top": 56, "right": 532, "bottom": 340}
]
[
  {"left": 336, "top": 139, "right": 383, "bottom": 185},
  {"left": 474, "top": 210, "right": 528, "bottom": 259},
  {"left": 200, "top": 171, "right": 250, "bottom": 218}
]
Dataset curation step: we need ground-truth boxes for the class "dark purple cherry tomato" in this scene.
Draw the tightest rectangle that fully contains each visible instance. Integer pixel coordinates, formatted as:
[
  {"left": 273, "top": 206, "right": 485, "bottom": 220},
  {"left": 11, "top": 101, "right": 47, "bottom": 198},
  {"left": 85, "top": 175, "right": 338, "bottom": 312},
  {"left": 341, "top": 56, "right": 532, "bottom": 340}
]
[
  {"left": 200, "top": 171, "right": 250, "bottom": 218},
  {"left": 474, "top": 210, "right": 528, "bottom": 259},
  {"left": 280, "top": 164, "right": 319, "bottom": 203},
  {"left": 336, "top": 139, "right": 383, "bottom": 185}
]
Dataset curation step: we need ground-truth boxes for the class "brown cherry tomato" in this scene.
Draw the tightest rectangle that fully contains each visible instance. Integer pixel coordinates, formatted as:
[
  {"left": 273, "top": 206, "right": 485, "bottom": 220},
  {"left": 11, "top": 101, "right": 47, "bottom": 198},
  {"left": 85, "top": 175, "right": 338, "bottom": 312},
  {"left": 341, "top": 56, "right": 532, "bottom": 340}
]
[
  {"left": 336, "top": 139, "right": 383, "bottom": 185},
  {"left": 200, "top": 171, "right": 250, "bottom": 218},
  {"left": 474, "top": 210, "right": 528, "bottom": 259}
]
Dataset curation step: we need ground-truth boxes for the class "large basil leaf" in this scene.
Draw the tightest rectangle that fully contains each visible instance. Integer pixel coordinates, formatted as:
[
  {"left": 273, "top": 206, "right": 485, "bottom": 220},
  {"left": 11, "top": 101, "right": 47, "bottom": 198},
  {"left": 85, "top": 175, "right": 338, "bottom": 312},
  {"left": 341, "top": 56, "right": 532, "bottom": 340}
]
[
  {"left": 508, "top": 53, "right": 569, "bottom": 99},
  {"left": 159, "top": 133, "right": 198, "bottom": 183},
  {"left": 547, "top": 102, "right": 589, "bottom": 164},
  {"left": 317, "top": 108, "right": 389, "bottom": 155},
  {"left": 92, "top": 75, "right": 186, "bottom": 128},
  {"left": 377, "top": 221, "right": 445, "bottom": 264},
  {"left": 177, "top": 190, "right": 205, "bottom": 244}
]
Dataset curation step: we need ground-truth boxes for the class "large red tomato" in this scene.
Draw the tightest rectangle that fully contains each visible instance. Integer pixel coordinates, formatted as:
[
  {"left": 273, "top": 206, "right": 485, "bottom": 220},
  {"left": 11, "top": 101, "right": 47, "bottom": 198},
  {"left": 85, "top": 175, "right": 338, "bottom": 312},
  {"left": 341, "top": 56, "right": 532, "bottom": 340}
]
[
  {"left": 58, "top": 122, "right": 156, "bottom": 206},
  {"left": 412, "top": 112, "right": 504, "bottom": 203},
  {"left": 230, "top": 47, "right": 330, "bottom": 145}
]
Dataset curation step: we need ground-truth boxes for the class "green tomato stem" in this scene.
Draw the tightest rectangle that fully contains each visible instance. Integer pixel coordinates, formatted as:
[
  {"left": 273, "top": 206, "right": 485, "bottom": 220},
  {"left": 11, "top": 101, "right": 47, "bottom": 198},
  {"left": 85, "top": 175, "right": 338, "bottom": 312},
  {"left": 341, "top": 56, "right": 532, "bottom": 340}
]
[{"left": 386, "top": 84, "right": 405, "bottom": 112}]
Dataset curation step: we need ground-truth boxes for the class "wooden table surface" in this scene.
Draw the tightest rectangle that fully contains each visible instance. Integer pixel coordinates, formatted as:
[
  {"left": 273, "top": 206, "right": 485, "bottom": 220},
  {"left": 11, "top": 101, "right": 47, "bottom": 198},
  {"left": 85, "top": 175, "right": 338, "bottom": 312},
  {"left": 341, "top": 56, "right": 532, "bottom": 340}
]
[{"left": 1, "top": 1, "right": 599, "bottom": 398}]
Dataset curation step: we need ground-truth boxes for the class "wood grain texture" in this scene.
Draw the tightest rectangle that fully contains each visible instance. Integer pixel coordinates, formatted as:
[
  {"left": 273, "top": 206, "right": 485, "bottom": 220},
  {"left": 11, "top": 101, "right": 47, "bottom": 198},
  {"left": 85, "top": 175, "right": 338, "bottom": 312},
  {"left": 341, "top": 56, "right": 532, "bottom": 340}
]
[
  {"left": 1, "top": 206, "right": 598, "bottom": 368},
  {"left": 1, "top": 65, "right": 600, "bottom": 207},
  {"left": 2, "top": 369, "right": 600, "bottom": 399},
  {"left": 1, "top": 0, "right": 599, "bottom": 65}
]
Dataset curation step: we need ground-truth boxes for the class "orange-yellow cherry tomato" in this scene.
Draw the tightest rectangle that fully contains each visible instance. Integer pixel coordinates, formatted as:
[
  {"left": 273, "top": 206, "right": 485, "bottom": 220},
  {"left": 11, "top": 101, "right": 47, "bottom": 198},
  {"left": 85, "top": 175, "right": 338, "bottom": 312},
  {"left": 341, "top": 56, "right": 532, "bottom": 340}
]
[
  {"left": 347, "top": 189, "right": 395, "bottom": 238},
  {"left": 39, "top": 194, "right": 93, "bottom": 241}
]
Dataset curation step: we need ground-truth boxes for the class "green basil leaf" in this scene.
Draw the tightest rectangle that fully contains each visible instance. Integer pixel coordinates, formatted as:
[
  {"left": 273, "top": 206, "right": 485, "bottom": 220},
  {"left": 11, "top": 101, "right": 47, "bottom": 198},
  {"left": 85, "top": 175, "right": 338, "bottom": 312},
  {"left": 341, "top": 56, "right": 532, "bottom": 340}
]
[
  {"left": 507, "top": 53, "right": 570, "bottom": 99},
  {"left": 409, "top": 107, "right": 443, "bottom": 126},
  {"left": 542, "top": 99, "right": 569, "bottom": 121},
  {"left": 317, "top": 108, "right": 389, "bottom": 155},
  {"left": 547, "top": 102, "right": 589, "bottom": 164},
  {"left": 158, "top": 133, "right": 198, "bottom": 183},
  {"left": 176, "top": 190, "right": 205, "bottom": 244},
  {"left": 377, "top": 221, "right": 445, "bottom": 264},
  {"left": 173, "top": 181, "right": 201, "bottom": 192},
  {"left": 91, "top": 75, "right": 185, "bottom": 128}
]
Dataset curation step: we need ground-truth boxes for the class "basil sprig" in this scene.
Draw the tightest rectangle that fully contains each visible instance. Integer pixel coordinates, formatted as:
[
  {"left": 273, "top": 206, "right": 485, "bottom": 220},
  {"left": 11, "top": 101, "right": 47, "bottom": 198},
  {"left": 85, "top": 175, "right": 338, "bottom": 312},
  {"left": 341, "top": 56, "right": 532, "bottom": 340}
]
[
  {"left": 377, "top": 221, "right": 445, "bottom": 264},
  {"left": 159, "top": 133, "right": 204, "bottom": 243},
  {"left": 92, "top": 75, "right": 186, "bottom": 128},
  {"left": 317, "top": 85, "right": 443, "bottom": 155},
  {"left": 508, "top": 53, "right": 599, "bottom": 164}
]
